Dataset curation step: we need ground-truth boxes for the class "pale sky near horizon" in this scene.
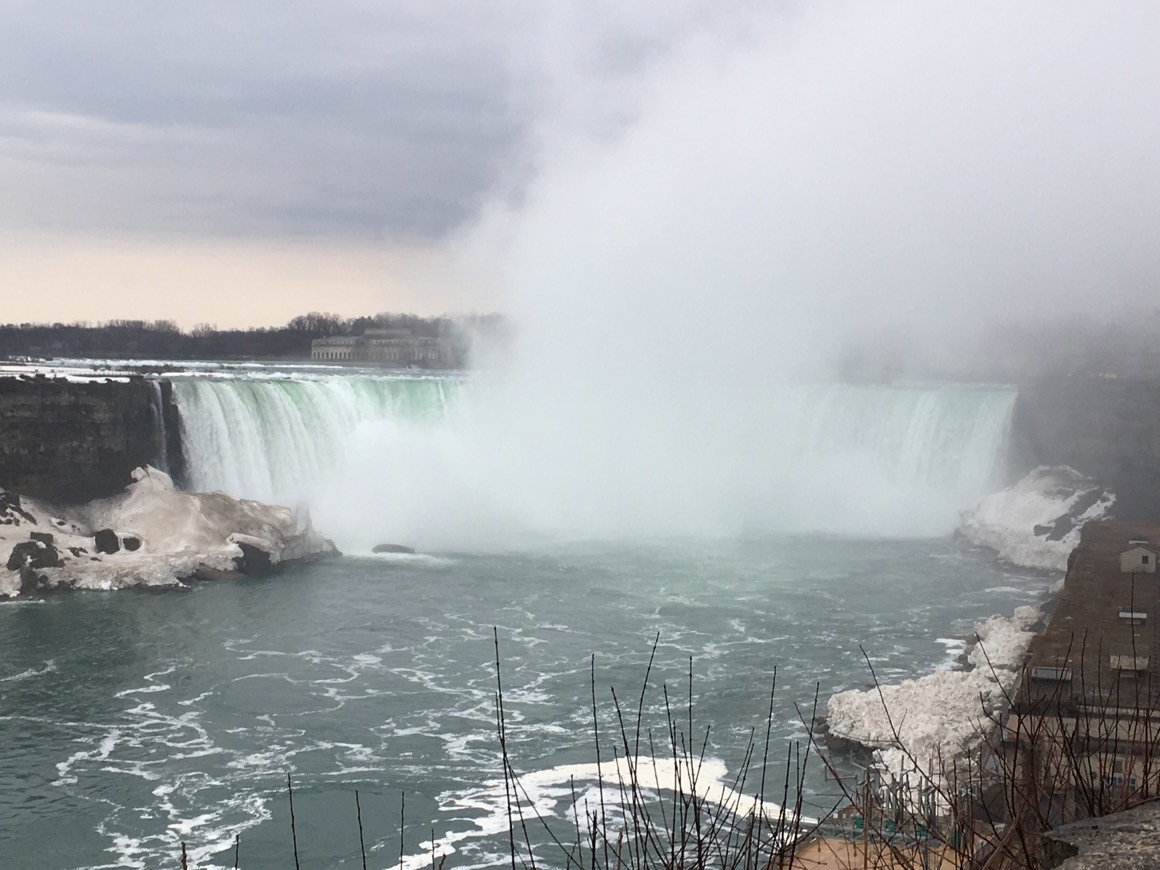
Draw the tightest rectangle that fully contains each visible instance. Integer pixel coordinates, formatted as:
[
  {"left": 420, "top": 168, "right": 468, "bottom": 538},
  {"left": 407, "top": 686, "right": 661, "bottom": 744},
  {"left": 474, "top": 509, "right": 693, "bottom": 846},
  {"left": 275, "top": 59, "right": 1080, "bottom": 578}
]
[
  {"left": 0, "top": 1, "right": 745, "bottom": 328},
  {"left": 2, "top": 2, "right": 1159, "bottom": 336}
]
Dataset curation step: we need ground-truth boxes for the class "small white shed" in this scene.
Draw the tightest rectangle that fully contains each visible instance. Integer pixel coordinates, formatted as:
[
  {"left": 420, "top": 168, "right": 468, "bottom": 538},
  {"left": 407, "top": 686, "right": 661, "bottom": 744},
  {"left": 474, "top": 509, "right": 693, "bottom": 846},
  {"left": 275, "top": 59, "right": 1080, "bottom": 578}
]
[{"left": 1120, "top": 544, "right": 1157, "bottom": 574}]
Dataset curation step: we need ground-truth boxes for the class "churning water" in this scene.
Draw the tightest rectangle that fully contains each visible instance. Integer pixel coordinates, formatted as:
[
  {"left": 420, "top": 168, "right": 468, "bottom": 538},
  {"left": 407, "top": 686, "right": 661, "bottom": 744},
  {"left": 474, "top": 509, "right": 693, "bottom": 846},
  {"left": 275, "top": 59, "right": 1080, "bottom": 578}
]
[
  {"left": 1, "top": 537, "right": 1052, "bottom": 870},
  {"left": 0, "top": 367, "right": 1042, "bottom": 869}
]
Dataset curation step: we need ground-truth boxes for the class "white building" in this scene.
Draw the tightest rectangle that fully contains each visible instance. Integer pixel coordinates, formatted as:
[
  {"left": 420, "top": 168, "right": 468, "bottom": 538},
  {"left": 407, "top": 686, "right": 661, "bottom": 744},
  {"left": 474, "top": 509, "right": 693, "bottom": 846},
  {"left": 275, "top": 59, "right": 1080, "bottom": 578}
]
[
  {"left": 310, "top": 330, "right": 449, "bottom": 366},
  {"left": 1121, "top": 542, "right": 1157, "bottom": 574},
  {"left": 310, "top": 336, "right": 360, "bottom": 361}
]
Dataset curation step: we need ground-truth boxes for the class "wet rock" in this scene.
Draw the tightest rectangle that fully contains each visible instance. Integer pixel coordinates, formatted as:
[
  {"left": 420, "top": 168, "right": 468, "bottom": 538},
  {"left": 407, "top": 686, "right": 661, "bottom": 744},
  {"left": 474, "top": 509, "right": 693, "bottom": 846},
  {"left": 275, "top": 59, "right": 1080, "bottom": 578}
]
[
  {"left": 7, "top": 541, "right": 41, "bottom": 571},
  {"left": 122, "top": 536, "right": 142, "bottom": 552},
  {"left": 18, "top": 568, "right": 41, "bottom": 596},
  {"left": 94, "top": 528, "right": 120, "bottom": 554},
  {"left": 31, "top": 543, "right": 63, "bottom": 569},
  {"left": 30, "top": 531, "right": 54, "bottom": 545},
  {"left": 0, "top": 491, "right": 35, "bottom": 525},
  {"left": 8, "top": 540, "right": 65, "bottom": 570},
  {"left": 372, "top": 543, "right": 416, "bottom": 554},
  {"left": 18, "top": 568, "right": 72, "bottom": 597},
  {"left": 234, "top": 542, "right": 276, "bottom": 576},
  {"left": 192, "top": 565, "right": 241, "bottom": 583}
]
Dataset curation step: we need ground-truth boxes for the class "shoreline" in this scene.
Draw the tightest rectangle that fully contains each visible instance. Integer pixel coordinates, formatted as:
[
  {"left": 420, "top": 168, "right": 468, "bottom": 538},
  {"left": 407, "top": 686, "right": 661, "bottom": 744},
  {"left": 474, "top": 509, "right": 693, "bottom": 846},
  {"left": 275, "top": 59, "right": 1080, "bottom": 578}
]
[
  {"left": 0, "top": 466, "right": 338, "bottom": 599},
  {"left": 819, "top": 465, "right": 1115, "bottom": 802}
]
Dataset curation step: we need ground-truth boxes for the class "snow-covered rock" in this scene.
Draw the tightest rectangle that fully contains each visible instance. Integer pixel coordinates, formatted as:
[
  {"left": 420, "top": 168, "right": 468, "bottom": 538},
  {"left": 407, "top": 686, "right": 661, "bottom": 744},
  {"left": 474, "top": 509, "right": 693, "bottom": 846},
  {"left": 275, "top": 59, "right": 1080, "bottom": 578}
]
[
  {"left": 0, "top": 467, "right": 337, "bottom": 597},
  {"left": 825, "top": 606, "right": 1041, "bottom": 801},
  {"left": 959, "top": 466, "right": 1115, "bottom": 572}
]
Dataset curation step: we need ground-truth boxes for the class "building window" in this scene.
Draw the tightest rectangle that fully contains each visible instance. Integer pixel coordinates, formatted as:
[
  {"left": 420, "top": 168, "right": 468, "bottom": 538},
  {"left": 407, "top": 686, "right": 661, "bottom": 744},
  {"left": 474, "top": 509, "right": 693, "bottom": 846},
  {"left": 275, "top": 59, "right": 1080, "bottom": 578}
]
[
  {"left": 1031, "top": 666, "right": 1072, "bottom": 681},
  {"left": 1144, "top": 555, "right": 1151, "bottom": 565}
]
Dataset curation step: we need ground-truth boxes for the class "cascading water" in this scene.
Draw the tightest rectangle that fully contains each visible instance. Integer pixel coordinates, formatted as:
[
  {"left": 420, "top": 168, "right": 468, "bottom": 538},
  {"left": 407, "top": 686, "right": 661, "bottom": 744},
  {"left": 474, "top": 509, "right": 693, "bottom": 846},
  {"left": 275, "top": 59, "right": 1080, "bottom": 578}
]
[
  {"left": 172, "top": 372, "right": 1016, "bottom": 549},
  {"left": 173, "top": 375, "right": 455, "bottom": 506}
]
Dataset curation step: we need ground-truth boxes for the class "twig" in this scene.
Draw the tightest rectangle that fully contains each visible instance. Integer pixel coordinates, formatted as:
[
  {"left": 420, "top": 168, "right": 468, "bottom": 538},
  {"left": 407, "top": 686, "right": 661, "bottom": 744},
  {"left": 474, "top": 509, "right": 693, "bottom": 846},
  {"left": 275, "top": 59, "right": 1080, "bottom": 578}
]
[{"left": 287, "top": 772, "right": 301, "bottom": 870}]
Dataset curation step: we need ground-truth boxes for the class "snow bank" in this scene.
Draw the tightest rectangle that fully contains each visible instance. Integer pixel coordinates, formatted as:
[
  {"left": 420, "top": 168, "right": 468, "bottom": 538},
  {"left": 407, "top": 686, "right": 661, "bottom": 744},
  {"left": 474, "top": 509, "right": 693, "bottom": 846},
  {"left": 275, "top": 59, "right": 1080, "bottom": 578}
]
[
  {"left": 0, "top": 467, "right": 337, "bottom": 597},
  {"left": 959, "top": 466, "right": 1115, "bottom": 571},
  {"left": 825, "top": 605, "right": 1041, "bottom": 797}
]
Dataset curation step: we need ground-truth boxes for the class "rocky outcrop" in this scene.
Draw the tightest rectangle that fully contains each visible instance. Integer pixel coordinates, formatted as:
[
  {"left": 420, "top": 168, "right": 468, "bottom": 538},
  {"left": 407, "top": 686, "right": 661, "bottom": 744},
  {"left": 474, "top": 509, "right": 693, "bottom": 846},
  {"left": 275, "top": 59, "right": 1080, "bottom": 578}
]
[
  {"left": 0, "top": 375, "right": 183, "bottom": 504},
  {"left": 0, "top": 467, "right": 338, "bottom": 597},
  {"left": 1042, "top": 800, "right": 1160, "bottom": 868}
]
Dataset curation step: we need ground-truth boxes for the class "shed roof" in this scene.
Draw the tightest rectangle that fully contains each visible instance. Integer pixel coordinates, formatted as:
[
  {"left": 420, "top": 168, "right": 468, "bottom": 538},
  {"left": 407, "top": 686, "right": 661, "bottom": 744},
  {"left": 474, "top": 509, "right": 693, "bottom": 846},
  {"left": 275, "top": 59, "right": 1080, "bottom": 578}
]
[{"left": 1121, "top": 545, "right": 1156, "bottom": 555}]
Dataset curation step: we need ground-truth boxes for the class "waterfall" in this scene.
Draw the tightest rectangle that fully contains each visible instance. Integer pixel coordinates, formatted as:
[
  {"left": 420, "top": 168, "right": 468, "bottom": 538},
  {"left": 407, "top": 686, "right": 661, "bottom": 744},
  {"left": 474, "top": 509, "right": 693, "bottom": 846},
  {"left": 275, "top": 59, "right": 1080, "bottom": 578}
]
[
  {"left": 148, "top": 380, "right": 170, "bottom": 476},
  {"left": 171, "top": 373, "right": 1015, "bottom": 548},
  {"left": 768, "top": 384, "right": 1015, "bottom": 502},
  {"left": 172, "top": 375, "right": 455, "bottom": 507}
]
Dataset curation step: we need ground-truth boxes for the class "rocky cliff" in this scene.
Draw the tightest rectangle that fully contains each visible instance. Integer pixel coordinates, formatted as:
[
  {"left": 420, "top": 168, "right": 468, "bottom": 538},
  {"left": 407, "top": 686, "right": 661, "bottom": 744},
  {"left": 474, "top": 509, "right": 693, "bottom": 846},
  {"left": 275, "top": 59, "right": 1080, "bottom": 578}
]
[
  {"left": 0, "top": 375, "right": 183, "bottom": 504},
  {"left": 1011, "top": 377, "right": 1160, "bottom": 519}
]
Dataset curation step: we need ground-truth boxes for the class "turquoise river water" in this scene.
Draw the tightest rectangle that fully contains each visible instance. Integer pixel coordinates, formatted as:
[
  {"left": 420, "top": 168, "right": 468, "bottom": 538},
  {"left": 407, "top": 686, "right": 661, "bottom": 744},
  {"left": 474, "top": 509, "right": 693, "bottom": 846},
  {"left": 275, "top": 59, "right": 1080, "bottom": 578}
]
[{"left": 0, "top": 536, "right": 1051, "bottom": 869}]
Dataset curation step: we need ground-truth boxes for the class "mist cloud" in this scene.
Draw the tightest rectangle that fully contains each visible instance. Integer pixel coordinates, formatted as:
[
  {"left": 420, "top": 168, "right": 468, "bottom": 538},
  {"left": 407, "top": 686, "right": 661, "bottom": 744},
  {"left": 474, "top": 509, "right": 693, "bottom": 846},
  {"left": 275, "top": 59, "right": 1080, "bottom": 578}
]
[
  {"left": 332, "top": 0, "right": 1160, "bottom": 545},
  {"left": 462, "top": 1, "right": 1160, "bottom": 379}
]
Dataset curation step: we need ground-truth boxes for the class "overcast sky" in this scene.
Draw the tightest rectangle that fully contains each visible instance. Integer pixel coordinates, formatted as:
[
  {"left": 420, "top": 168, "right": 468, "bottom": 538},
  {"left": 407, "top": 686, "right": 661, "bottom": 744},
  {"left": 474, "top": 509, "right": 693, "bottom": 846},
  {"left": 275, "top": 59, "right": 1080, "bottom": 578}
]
[
  {"left": 0, "top": 1, "right": 739, "bottom": 326},
  {"left": 2, "top": 2, "right": 1158, "bottom": 333}
]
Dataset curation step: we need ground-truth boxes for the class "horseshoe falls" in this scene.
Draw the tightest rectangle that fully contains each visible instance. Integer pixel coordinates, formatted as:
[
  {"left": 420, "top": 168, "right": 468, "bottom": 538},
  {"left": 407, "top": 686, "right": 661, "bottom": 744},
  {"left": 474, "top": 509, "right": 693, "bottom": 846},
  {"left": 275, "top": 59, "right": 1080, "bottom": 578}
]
[
  {"left": 172, "top": 373, "right": 1017, "bottom": 549},
  {"left": 7, "top": 366, "right": 1051, "bottom": 870}
]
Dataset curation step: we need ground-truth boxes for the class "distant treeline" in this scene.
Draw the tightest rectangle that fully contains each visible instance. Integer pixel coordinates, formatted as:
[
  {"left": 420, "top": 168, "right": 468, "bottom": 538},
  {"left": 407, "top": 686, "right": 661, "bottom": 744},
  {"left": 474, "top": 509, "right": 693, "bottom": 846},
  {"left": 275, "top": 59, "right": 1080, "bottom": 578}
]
[{"left": 0, "top": 312, "right": 507, "bottom": 364}]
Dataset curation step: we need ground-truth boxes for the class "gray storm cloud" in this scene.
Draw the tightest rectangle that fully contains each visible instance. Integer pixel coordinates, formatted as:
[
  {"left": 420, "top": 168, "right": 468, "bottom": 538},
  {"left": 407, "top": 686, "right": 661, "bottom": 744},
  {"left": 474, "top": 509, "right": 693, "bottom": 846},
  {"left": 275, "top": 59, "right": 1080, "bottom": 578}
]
[
  {"left": 0, "top": 1, "right": 526, "bottom": 239},
  {"left": 0, "top": 0, "right": 743, "bottom": 242}
]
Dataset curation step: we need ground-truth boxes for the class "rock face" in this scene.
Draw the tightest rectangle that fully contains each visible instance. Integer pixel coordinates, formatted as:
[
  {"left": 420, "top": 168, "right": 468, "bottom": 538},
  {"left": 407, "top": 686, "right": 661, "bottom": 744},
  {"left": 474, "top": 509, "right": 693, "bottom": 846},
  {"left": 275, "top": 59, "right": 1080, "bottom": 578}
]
[
  {"left": 0, "top": 467, "right": 339, "bottom": 597},
  {"left": 0, "top": 376, "right": 183, "bottom": 504},
  {"left": 1012, "top": 377, "right": 1160, "bottom": 519},
  {"left": 93, "top": 528, "right": 120, "bottom": 554},
  {"left": 1042, "top": 800, "right": 1160, "bottom": 868}
]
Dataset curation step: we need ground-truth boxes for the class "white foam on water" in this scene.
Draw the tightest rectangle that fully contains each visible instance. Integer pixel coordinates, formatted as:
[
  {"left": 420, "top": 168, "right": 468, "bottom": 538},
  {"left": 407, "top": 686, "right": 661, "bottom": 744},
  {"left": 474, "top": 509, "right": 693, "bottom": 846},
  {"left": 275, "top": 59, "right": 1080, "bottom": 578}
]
[
  {"left": 934, "top": 637, "right": 967, "bottom": 669},
  {"left": 385, "top": 754, "right": 816, "bottom": 870},
  {"left": 98, "top": 729, "right": 121, "bottom": 759},
  {"left": 0, "top": 658, "right": 56, "bottom": 682},
  {"left": 169, "top": 813, "right": 218, "bottom": 836},
  {"left": 358, "top": 551, "right": 458, "bottom": 566},
  {"left": 115, "top": 683, "right": 172, "bottom": 697},
  {"left": 178, "top": 691, "right": 217, "bottom": 707}
]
